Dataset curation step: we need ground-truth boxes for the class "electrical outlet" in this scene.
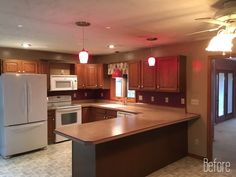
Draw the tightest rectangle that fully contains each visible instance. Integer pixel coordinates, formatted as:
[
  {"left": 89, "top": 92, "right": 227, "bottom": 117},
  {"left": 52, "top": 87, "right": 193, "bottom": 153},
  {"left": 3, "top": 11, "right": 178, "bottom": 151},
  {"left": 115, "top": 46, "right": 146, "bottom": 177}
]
[
  {"left": 165, "top": 97, "right": 169, "bottom": 103},
  {"left": 84, "top": 92, "right": 87, "bottom": 97},
  {"left": 151, "top": 96, "right": 155, "bottom": 102},
  {"left": 191, "top": 99, "right": 199, "bottom": 105},
  {"left": 181, "top": 98, "right": 185, "bottom": 104},
  {"left": 138, "top": 95, "right": 143, "bottom": 101},
  {"left": 101, "top": 92, "right": 104, "bottom": 97},
  {"left": 73, "top": 93, "right": 77, "bottom": 98}
]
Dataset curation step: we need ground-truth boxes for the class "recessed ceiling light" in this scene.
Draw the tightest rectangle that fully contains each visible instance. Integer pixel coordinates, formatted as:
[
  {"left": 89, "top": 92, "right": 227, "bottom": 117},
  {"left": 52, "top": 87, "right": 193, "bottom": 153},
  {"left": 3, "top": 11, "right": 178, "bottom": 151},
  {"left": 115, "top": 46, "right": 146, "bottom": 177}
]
[
  {"left": 108, "top": 44, "right": 115, "bottom": 49},
  {"left": 17, "top": 24, "right": 23, "bottom": 28},
  {"left": 105, "top": 26, "right": 111, "bottom": 29},
  {"left": 21, "top": 43, "right": 32, "bottom": 48}
]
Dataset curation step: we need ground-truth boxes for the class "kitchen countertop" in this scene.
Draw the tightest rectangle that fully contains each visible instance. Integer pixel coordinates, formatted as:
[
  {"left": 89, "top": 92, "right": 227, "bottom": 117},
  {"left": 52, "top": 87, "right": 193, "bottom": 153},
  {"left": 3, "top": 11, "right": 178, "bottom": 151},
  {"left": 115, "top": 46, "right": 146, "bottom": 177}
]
[{"left": 55, "top": 101, "right": 199, "bottom": 144}]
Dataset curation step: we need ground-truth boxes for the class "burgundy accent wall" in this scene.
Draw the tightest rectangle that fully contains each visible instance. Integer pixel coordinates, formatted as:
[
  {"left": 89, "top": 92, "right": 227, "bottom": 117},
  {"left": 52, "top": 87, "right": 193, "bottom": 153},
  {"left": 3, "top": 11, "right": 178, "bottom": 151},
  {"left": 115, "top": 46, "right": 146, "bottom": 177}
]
[
  {"left": 136, "top": 91, "right": 185, "bottom": 108},
  {"left": 48, "top": 89, "right": 110, "bottom": 100}
]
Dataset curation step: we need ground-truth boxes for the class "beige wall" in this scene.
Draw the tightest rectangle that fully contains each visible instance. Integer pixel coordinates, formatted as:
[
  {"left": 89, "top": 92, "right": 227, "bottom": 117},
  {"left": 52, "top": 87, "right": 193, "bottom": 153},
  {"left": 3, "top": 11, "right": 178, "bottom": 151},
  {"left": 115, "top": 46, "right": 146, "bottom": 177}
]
[{"left": 94, "top": 39, "right": 236, "bottom": 157}]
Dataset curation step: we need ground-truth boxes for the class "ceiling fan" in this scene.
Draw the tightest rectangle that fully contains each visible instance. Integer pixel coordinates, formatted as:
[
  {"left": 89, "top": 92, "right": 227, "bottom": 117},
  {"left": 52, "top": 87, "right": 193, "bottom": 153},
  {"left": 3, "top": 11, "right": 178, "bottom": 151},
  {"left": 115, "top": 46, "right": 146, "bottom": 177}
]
[{"left": 188, "top": 0, "right": 236, "bottom": 35}]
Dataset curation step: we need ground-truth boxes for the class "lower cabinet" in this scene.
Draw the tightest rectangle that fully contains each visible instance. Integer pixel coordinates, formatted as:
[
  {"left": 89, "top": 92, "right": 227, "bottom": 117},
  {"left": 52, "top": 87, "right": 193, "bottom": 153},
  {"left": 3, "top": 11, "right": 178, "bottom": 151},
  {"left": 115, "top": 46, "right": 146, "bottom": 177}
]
[
  {"left": 82, "top": 107, "right": 117, "bottom": 123},
  {"left": 48, "top": 110, "right": 56, "bottom": 144}
]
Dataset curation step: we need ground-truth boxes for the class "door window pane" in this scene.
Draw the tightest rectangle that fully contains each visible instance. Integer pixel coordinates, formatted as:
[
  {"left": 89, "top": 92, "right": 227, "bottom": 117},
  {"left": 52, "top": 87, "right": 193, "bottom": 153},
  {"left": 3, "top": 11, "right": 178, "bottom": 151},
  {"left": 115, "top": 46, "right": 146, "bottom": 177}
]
[
  {"left": 127, "top": 78, "right": 135, "bottom": 98},
  {"left": 227, "top": 73, "right": 233, "bottom": 114},
  {"left": 218, "top": 73, "right": 225, "bottom": 117},
  {"left": 115, "top": 78, "right": 122, "bottom": 97}
]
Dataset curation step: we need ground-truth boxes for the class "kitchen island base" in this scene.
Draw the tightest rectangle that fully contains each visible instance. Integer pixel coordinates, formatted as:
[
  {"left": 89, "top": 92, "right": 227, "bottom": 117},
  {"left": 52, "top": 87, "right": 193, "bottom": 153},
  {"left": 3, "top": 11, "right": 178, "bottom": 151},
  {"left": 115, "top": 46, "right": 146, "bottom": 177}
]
[{"left": 72, "top": 121, "right": 188, "bottom": 177}]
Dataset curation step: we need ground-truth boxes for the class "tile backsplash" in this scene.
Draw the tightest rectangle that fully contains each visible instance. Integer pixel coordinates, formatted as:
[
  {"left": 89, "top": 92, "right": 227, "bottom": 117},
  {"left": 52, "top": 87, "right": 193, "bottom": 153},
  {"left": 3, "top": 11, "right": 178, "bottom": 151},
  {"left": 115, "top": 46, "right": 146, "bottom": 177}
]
[
  {"left": 47, "top": 89, "right": 110, "bottom": 100},
  {"left": 135, "top": 91, "right": 186, "bottom": 108}
]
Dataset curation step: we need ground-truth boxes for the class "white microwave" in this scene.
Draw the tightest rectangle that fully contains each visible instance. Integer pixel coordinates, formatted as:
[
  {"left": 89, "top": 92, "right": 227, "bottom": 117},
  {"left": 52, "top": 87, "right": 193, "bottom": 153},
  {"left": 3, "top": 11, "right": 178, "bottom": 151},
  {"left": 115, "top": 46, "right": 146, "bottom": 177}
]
[{"left": 50, "top": 75, "right": 77, "bottom": 91}]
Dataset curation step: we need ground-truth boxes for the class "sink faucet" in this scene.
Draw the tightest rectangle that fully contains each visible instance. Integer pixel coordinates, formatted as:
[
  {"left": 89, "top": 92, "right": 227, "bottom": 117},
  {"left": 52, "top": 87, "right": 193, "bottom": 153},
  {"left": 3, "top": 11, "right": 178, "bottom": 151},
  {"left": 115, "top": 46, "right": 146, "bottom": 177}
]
[{"left": 121, "top": 97, "right": 127, "bottom": 105}]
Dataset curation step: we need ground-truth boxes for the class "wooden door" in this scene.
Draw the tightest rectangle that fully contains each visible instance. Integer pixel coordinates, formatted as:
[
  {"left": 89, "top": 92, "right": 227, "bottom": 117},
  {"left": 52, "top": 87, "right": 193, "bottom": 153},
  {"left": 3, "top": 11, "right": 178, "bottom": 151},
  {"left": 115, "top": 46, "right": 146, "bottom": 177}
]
[
  {"left": 86, "top": 64, "right": 98, "bottom": 88},
  {"left": 141, "top": 60, "right": 156, "bottom": 90},
  {"left": 215, "top": 71, "right": 234, "bottom": 123},
  {"left": 157, "top": 56, "right": 179, "bottom": 92},
  {"left": 128, "top": 61, "right": 141, "bottom": 90},
  {"left": 77, "top": 64, "right": 86, "bottom": 88},
  {"left": 97, "top": 64, "right": 104, "bottom": 88},
  {"left": 21, "top": 60, "right": 38, "bottom": 73},
  {"left": 3, "top": 59, "right": 21, "bottom": 73}
]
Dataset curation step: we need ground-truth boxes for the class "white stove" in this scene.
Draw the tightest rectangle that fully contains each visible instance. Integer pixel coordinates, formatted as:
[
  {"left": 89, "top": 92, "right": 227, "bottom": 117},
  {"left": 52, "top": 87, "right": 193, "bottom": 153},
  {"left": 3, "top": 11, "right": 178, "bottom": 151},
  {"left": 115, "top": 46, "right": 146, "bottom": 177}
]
[{"left": 48, "top": 95, "right": 82, "bottom": 143}]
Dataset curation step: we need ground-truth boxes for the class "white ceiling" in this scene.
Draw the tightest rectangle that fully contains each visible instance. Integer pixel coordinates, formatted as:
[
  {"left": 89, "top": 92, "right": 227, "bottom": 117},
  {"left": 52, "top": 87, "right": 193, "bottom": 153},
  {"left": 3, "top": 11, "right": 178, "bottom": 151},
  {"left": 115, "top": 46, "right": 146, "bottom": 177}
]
[{"left": 0, "top": 0, "right": 220, "bottom": 55}]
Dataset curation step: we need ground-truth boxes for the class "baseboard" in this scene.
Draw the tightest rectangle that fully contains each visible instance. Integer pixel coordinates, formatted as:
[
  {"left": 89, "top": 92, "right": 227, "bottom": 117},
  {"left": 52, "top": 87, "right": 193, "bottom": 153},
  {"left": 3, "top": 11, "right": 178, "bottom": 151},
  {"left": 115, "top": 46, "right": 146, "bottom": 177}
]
[{"left": 188, "top": 153, "right": 205, "bottom": 160}]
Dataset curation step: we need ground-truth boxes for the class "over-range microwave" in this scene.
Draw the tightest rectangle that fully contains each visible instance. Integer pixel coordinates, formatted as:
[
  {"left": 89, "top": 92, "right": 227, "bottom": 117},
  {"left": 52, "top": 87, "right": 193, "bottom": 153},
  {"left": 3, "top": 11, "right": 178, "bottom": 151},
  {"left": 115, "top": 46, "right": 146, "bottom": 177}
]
[{"left": 50, "top": 75, "right": 77, "bottom": 91}]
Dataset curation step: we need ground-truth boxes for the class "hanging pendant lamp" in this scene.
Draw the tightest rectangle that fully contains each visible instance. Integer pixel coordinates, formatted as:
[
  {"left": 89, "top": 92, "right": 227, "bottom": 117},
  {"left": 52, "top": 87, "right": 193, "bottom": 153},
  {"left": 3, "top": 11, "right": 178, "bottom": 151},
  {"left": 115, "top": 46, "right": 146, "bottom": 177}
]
[
  {"left": 112, "top": 65, "right": 122, "bottom": 78},
  {"left": 76, "top": 21, "right": 91, "bottom": 64},
  {"left": 146, "top": 37, "right": 157, "bottom": 66}
]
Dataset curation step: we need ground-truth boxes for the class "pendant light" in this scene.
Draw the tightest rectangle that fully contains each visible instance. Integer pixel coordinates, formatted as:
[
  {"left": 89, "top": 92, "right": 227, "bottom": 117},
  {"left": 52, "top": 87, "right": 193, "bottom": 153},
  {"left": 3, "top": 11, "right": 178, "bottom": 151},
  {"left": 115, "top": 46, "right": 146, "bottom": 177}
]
[
  {"left": 147, "top": 37, "right": 157, "bottom": 66},
  {"left": 112, "top": 65, "right": 122, "bottom": 78},
  {"left": 76, "top": 21, "right": 91, "bottom": 64}
]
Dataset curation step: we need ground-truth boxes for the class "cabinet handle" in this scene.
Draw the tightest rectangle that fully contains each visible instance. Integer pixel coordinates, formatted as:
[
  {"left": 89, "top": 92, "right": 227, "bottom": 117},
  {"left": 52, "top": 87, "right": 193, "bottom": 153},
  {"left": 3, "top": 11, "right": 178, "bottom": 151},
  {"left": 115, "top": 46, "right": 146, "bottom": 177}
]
[
  {"left": 141, "top": 85, "right": 144, "bottom": 88},
  {"left": 157, "top": 85, "right": 160, "bottom": 89},
  {"left": 18, "top": 70, "right": 21, "bottom": 73},
  {"left": 100, "top": 85, "right": 103, "bottom": 87},
  {"left": 22, "top": 71, "right": 25, "bottom": 73},
  {"left": 96, "top": 85, "right": 98, "bottom": 87}
]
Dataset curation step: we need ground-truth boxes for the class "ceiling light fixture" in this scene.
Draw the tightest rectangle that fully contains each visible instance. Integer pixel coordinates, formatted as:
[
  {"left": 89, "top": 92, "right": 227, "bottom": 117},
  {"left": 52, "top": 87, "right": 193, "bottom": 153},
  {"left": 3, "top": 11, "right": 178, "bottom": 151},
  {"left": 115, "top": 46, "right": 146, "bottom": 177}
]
[
  {"left": 147, "top": 37, "right": 158, "bottom": 66},
  {"left": 21, "top": 43, "right": 31, "bottom": 48},
  {"left": 17, "top": 24, "right": 23, "bottom": 28},
  {"left": 105, "top": 26, "right": 111, "bottom": 29},
  {"left": 206, "top": 27, "right": 236, "bottom": 52},
  {"left": 76, "top": 21, "right": 91, "bottom": 64},
  {"left": 108, "top": 44, "right": 115, "bottom": 49}
]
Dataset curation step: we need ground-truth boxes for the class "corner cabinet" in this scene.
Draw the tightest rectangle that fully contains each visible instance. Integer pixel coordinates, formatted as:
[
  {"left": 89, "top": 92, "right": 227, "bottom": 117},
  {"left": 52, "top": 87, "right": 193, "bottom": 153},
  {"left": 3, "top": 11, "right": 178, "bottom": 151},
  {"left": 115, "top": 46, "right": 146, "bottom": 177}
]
[{"left": 156, "top": 56, "right": 186, "bottom": 92}]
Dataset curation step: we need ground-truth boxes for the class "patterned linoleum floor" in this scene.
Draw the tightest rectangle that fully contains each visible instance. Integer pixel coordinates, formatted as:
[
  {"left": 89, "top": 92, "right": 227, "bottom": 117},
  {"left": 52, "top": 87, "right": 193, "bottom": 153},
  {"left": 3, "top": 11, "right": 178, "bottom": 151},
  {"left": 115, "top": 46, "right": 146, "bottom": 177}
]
[{"left": 0, "top": 141, "right": 235, "bottom": 177}]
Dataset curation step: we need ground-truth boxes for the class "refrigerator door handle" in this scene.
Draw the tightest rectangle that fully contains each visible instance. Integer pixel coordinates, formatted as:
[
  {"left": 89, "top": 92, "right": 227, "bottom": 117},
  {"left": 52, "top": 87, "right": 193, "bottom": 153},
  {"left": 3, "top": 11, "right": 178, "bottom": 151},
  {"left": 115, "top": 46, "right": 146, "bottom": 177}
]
[
  {"left": 24, "top": 83, "right": 28, "bottom": 118},
  {"left": 27, "top": 82, "right": 32, "bottom": 115}
]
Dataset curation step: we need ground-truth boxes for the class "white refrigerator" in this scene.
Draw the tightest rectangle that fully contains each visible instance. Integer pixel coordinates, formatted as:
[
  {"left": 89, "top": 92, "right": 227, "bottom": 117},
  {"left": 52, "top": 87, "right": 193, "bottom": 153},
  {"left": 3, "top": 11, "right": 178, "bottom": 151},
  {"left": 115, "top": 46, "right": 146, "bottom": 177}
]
[{"left": 0, "top": 73, "right": 47, "bottom": 158}]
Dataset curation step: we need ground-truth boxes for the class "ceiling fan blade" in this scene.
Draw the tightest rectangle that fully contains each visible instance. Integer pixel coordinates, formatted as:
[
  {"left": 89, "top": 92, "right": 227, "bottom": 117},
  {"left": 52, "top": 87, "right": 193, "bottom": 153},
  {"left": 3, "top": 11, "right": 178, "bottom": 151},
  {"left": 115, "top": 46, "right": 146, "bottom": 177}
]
[
  {"left": 186, "top": 27, "right": 221, "bottom": 36},
  {"left": 195, "top": 17, "right": 230, "bottom": 26}
]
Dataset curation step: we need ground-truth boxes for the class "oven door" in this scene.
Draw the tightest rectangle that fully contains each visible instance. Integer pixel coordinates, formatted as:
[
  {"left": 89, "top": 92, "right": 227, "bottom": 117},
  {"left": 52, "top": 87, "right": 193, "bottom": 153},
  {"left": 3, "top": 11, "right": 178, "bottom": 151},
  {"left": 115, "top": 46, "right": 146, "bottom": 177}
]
[{"left": 55, "top": 107, "right": 82, "bottom": 142}]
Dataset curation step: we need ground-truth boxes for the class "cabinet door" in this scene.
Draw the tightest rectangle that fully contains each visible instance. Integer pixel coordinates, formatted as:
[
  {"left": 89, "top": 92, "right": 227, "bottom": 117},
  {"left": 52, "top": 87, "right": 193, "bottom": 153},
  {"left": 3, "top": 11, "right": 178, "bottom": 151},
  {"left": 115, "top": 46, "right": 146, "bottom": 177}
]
[
  {"left": 3, "top": 59, "right": 21, "bottom": 73},
  {"left": 106, "top": 110, "right": 117, "bottom": 119},
  {"left": 48, "top": 110, "right": 55, "bottom": 144},
  {"left": 97, "top": 64, "right": 104, "bottom": 88},
  {"left": 91, "top": 108, "right": 106, "bottom": 122},
  {"left": 86, "top": 64, "right": 98, "bottom": 88},
  {"left": 22, "top": 60, "right": 38, "bottom": 73},
  {"left": 157, "top": 56, "right": 179, "bottom": 92},
  {"left": 82, "top": 107, "right": 91, "bottom": 123},
  {"left": 77, "top": 64, "right": 86, "bottom": 88},
  {"left": 128, "top": 61, "right": 141, "bottom": 90},
  {"left": 141, "top": 60, "right": 156, "bottom": 90}
]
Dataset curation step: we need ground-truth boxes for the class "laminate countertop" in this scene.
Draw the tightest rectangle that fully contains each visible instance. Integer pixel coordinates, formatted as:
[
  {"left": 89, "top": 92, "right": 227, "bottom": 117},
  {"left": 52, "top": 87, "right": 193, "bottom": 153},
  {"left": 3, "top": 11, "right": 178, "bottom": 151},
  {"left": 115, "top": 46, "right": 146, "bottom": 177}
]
[{"left": 55, "top": 102, "right": 199, "bottom": 144}]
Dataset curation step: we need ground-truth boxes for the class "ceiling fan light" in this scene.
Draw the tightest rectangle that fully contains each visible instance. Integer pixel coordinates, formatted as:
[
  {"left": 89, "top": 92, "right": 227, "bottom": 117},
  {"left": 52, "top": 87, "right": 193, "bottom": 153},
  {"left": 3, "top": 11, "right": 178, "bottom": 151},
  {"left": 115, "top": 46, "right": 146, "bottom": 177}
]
[
  {"left": 148, "top": 57, "right": 156, "bottom": 66},
  {"left": 79, "top": 49, "right": 89, "bottom": 64},
  {"left": 206, "top": 32, "right": 236, "bottom": 52}
]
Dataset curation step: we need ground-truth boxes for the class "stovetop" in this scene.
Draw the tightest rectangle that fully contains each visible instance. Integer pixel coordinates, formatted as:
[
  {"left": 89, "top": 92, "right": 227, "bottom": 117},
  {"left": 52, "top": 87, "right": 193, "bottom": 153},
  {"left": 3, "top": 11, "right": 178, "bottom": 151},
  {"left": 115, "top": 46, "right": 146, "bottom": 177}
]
[{"left": 47, "top": 95, "right": 81, "bottom": 109}]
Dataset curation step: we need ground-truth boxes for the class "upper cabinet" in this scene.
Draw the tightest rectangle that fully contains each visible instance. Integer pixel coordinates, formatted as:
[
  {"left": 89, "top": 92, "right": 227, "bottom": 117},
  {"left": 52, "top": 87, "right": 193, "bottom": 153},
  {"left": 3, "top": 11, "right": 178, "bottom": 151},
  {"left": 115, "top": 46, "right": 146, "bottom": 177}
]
[
  {"left": 128, "top": 61, "right": 141, "bottom": 90},
  {"left": 77, "top": 64, "right": 109, "bottom": 89},
  {"left": 128, "top": 56, "right": 186, "bottom": 92},
  {"left": 156, "top": 56, "right": 186, "bottom": 92},
  {"left": 3, "top": 59, "right": 38, "bottom": 73}
]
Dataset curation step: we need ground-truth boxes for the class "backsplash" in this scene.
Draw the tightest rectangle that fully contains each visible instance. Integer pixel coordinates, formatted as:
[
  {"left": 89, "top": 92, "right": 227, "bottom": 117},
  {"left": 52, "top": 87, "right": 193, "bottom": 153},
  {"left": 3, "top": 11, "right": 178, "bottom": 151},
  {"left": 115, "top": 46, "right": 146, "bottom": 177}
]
[
  {"left": 47, "top": 89, "right": 110, "bottom": 100},
  {"left": 135, "top": 91, "right": 186, "bottom": 108}
]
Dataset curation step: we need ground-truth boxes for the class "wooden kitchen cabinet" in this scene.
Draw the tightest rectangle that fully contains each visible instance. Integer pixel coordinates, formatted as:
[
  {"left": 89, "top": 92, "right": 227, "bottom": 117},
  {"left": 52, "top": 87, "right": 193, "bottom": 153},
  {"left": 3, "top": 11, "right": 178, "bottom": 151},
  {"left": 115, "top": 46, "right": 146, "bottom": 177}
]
[
  {"left": 3, "top": 59, "right": 38, "bottom": 73},
  {"left": 76, "top": 64, "right": 109, "bottom": 89},
  {"left": 86, "top": 64, "right": 98, "bottom": 88},
  {"left": 48, "top": 109, "right": 56, "bottom": 144},
  {"left": 156, "top": 56, "right": 186, "bottom": 92},
  {"left": 128, "top": 61, "right": 141, "bottom": 89},
  {"left": 77, "top": 64, "right": 86, "bottom": 88},
  {"left": 82, "top": 107, "right": 117, "bottom": 123},
  {"left": 141, "top": 59, "right": 156, "bottom": 90},
  {"left": 38, "top": 61, "right": 50, "bottom": 90}
]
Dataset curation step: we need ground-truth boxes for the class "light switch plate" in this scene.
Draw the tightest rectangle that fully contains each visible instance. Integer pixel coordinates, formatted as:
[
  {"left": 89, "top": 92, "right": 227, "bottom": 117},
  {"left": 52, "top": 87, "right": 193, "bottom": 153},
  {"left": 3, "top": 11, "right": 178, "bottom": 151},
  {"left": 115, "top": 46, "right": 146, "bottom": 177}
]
[
  {"left": 165, "top": 97, "right": 169, "bottom": 103},
  {"left": 73, "top": 93, "right": 77, "bottom": 98},
  {"left": 151, "top": 96, "right": 155, "bottom": 102},
  {"left": 181, "top": 98, "right": 185, "bottom": 104},
  {"left": 84, "top": 92, "right": 87, "bottom": 97},
  {"left": 191, "top": 99, "right": 199, "bottom": 105},
  {"left": 138, "top": 95, "right": 143, "bottom": 101},
  {"left": 101, "top": 92, "right": 104, "bottom": 97}
]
